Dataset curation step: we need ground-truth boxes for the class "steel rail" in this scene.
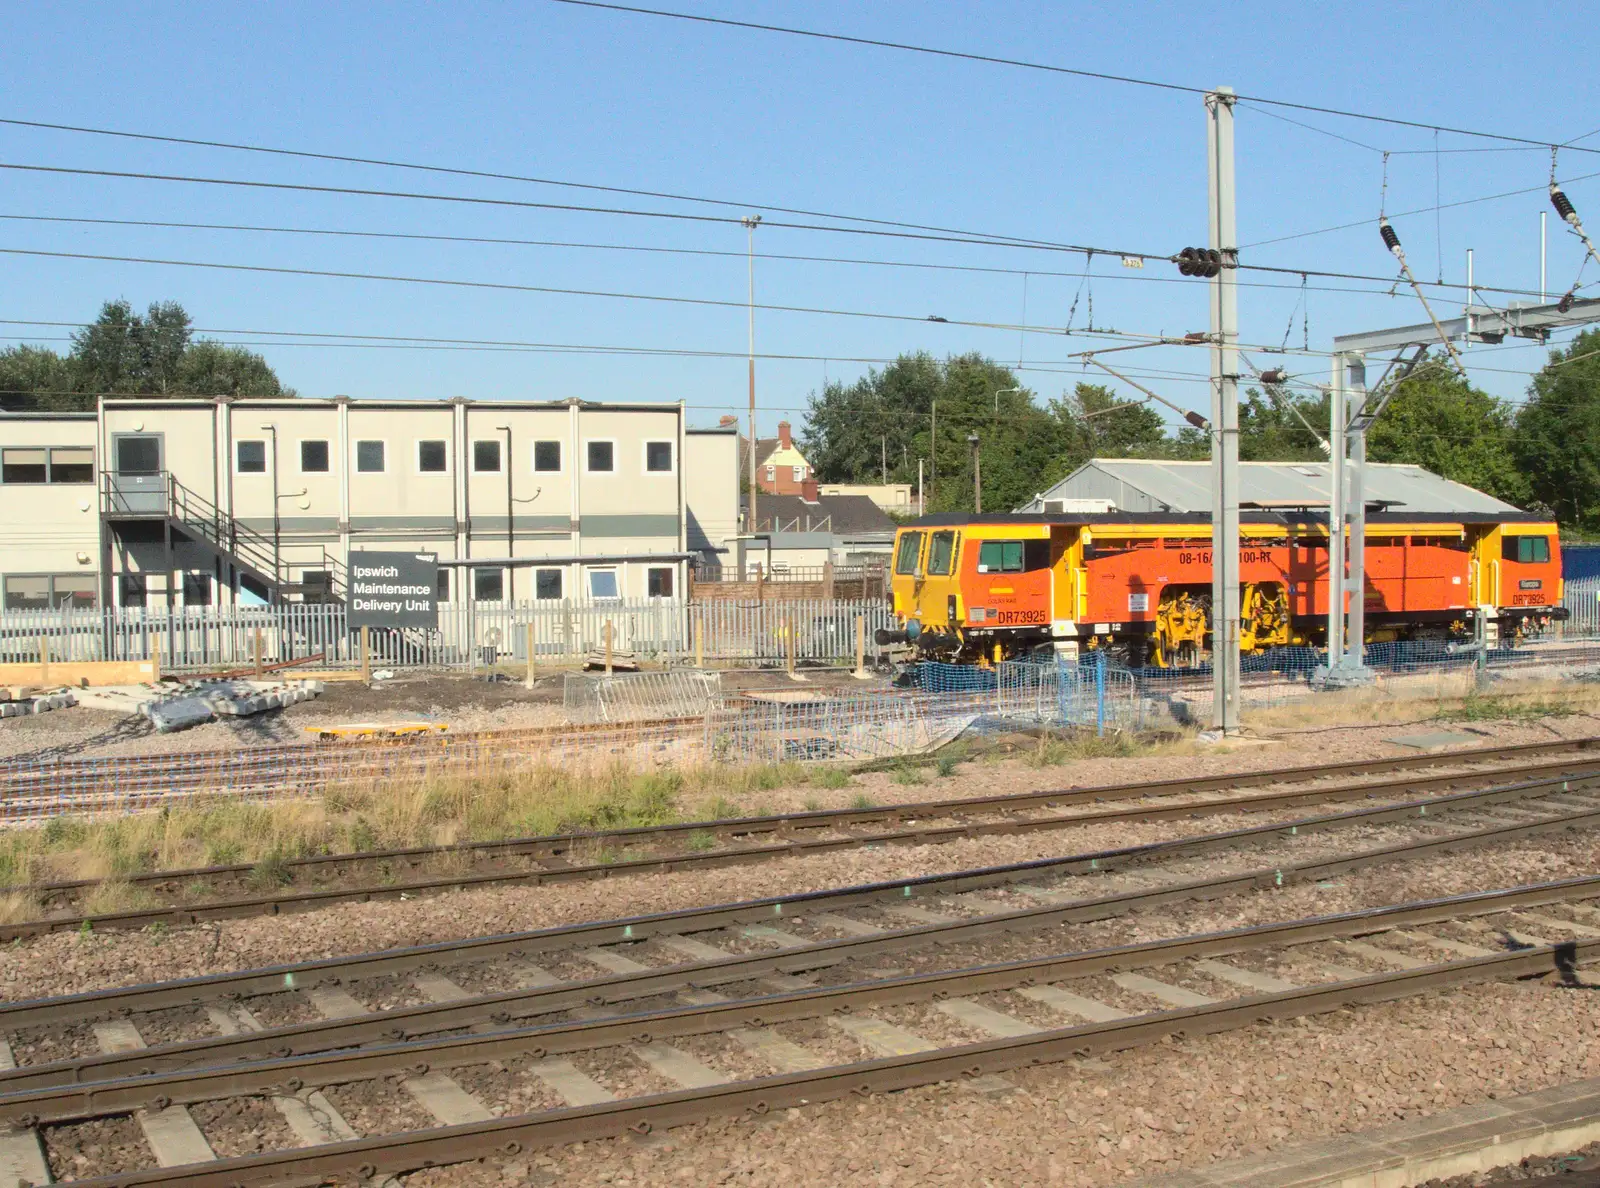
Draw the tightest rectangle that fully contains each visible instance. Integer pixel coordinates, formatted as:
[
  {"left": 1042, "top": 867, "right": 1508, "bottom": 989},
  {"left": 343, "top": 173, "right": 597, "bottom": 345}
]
[
  {"left": 8, "top": 747, "right": 1598, "bottom": 941},
  {"left": 9, "top": 783, "right": 1599, "bottom": 1086},
  {"left": 41, "top": 940, "right": 1600, "bottom": 1187},
  {"left": 5, "top": 874, "right": 1595, "bottom": 1123},
  {"left": 1, "top": 766, "right": 1590, "bottom": 1034}
]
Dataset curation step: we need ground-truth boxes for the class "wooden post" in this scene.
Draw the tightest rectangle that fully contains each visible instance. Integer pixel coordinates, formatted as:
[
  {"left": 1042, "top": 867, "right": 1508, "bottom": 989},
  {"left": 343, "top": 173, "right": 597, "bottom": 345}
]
[
  {"left": 694, "top": 619, "right": 704, "bottom": 669},
  {"left": 822, "top": 560, "right": 835, "bottom": 601},
  {"left": 784, "top": 612, "right": 795, "bottom": 677},
  {"left": 253, "top": 627, "right": 264, "bottom": 679},
  {"left": 360, "top": 625, "right": 371, "bottom": 684},
  {"left": 524, "top": 622, "right": 536, "bottom": 688},
  {"left": 149, "top": 635, "right": 162, "bottom": 683},
  {"left": 853, "top": 614, "right": 870, "bottom": 680},
  {"left": 604, "top": 619, "right": 614, "bottom": 674},
  {"left": 38, "top": 634, "right": 50, "bottom": 685}
]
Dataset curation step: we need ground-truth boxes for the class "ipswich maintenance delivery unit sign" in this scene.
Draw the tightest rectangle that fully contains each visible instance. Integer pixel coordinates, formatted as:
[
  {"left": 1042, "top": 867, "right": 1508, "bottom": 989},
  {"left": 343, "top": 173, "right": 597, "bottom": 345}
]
[{"left": 347, "top": 551, "right": 438, "bottom": 630}]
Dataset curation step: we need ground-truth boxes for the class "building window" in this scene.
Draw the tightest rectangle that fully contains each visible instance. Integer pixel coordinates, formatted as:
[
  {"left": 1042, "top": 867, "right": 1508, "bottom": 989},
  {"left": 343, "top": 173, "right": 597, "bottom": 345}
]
[
  {"left": 533, "top": 440, "right": 562, "bottom": 472},
  {"left": 119, "top": 573, "right": 147, "bottom": 608},
  {"left": 535, "top": 568, "right": 563, "bottom": 600},
  {"left": 645, "top": 441, "right": 674, "bottom": 473},
  {"left": 435, "top": 568, "right": 451, "bottom": 603},
  {"left": 647, "top": 566, "right": 674, "bottom": 598},
  {"left": 586, "top": 441, "right": 615, "bottom": 472},
  {"left": 587, "top": 569, "right": 620, "bottom": 600},
  {"left": 0, "top": 448, "right": 47, "bottom": 484},
  {"left": 300, "top": 441, "right": 330, "bottom": 473},
  {"left": 182, "top": 572, "right": 212, "bottom": 606},
  {"left": 356, "top": 441, "right": 386, "bottom": 473},
  {"left": 765, "top": 464, "right": 775, "bottom": 483},
  {"left": 473, "top": 440, "right": 502, "bottom": 472},
  {"left": 793, "top": 466, "right": 806, "bottom": 483},
  {"left": 417, "top": 440, "right": 448, "bottom": 474},
  {"left": 473, "top": 567, "right": 504, "bottom": 602},
  {"left": 47, "top": 448, "right": 94, "bottom": 483},
  {"left": 236, "top": 440, "right": 267, "bottom": 474},
  {"left": 301, "top": 569, "right": 333, "bottom": 603},
  {"left": 4, "top": 574, "right": 96, "bottom": 610}
]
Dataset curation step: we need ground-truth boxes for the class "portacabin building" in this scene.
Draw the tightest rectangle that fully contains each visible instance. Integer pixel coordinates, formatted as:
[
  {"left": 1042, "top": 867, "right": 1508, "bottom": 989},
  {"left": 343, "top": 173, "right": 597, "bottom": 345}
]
[{"left": 0, "top": 395, "right": 741, "bottom": 610}]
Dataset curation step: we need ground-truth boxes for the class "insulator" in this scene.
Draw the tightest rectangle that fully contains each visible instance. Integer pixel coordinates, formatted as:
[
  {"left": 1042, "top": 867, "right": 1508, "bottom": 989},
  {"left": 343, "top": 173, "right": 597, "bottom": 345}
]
[
  {"left": 1177, "top": 247, "right": 1199, "bottom": 276},
  {"left": 1378, "top": 218, "right": 1402, "bottom": 255},
  {"left": 1203, "top": 248, "right": 1222, "bottom": 277},
  {"left": 1183, "top": 410, "right": 1210, "bottom": 430},
  {"left": 1558, "top": 289, "right": 1576, "bottom": 314},
  {"left": 1551, "top": 184, "right": 1580, "bottom": 226},
  {"left": 1259, "top": 369, "right": 1286, "bottom": 384}
]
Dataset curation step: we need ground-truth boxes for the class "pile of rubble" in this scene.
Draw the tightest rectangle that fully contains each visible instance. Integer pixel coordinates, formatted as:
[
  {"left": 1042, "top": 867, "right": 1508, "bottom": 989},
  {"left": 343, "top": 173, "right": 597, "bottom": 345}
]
[
  {"left": 0, "top": 687, "right": 79, "bottom": 718},
  {"left": 74, "top": 678, "right": 325, "bottom": 733}
]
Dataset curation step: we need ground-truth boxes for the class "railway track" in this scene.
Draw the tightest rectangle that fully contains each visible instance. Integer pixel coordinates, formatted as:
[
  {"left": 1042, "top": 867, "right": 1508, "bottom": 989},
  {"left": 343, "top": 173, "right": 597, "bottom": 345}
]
[
  {"left": 7, "top": 737, "right": 1598, "bottom": 939},
  {"left": 3, "top": 766, "right": 1598, "bottom": 1084},
  {"left": 3, "top": 876, "right": 1595, "bottom": 1186}
]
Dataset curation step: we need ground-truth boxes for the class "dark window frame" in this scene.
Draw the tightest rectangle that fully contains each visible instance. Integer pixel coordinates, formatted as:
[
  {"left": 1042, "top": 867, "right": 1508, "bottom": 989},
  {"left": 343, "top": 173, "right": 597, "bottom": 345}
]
[
  {"left": 472, "top": 567, "right": 505, "bottom": 602},
  {"left": 0, "top": 447, "right": 48, "bottom": 484},
  {"left": 586, "top": 440, "right": 615, "bottom": 473},
  {"left": 417, "top": 439, "right": 449, "bottom": 474},
  {"left": 299, "top": 440, "right": 331, "bottom": 474},
  {"left": 235, "top": 440, "right": 267, "bottom": 474},
  {"left": 647, "top": 566, "right": 675, "bottom": 598},
  {"left": 645, "top": 440, "right": 674, "bottom": 473},
  {"left": 4, "top": 573, "right": 98, "bottom": 610},
  {"left": 535, "top": 568, "right": 563, "bottom": 600},
  {"left": 926, "top": 531, "right": 958, "bottom": 577},
  {"left": 533, "top": 440, "right": 562, "bottom": 472},
  {"left": 472, "top": 439, "right": 503, "bottom": 473},
  {"left": 355, "top": 440, "right": 386, "bottom": 473}
]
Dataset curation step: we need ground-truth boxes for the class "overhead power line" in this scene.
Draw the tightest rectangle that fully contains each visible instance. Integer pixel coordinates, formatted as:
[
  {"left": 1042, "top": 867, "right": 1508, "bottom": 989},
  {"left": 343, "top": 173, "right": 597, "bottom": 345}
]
[
  {"left": 0, "top": 118, "right": 1064, "bottom": 253},
  {"left": 0, "top": 161, "right": 1539, "bottom": 297},
  {"left": 1, "top": 212, "right": 1552, "bottom": 302},
  {"left": 551, "top": 0, "right": 1598, "bottom": 155}
]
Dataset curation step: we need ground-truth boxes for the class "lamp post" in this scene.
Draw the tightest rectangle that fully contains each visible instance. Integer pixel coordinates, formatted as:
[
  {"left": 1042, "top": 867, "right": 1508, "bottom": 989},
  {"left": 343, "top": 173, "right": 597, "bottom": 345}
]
[
  {"left": 742, "top": 214, "right": 761, "bottom": 533},
  {"left": 991, "top": 385, "right": 1021, "bottom": 416}
]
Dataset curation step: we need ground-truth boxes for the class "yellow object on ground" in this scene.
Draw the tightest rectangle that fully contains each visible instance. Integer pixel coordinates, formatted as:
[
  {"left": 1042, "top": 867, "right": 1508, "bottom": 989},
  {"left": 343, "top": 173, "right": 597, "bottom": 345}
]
[{"left": 307, "top": 721, "right": 448, "bottom": 741}]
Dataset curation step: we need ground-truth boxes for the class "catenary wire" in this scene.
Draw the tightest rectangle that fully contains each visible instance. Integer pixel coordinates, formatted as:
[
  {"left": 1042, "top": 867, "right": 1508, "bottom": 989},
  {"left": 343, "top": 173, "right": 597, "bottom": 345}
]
[
  {"left": 0, "top": 161, "right": 1551, "bottom": 298},
  {"left": 0, "top": 212, "right": 1552, "bottom": 303},
  {"left": 550, "top": 0, "right": 1599, "bottom": 155}
]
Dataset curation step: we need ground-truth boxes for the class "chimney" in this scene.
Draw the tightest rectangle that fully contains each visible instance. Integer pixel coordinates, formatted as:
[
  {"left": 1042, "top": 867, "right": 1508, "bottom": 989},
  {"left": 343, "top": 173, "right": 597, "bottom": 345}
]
[
  {"left": 801, "top": 476, "right": 819, "bottom": 503},
  {"left": 718, "top": 414, "right": 737, "bottom": 427},
  {"left": 778, "top": 420, "right": 792, "bottom": 449}
]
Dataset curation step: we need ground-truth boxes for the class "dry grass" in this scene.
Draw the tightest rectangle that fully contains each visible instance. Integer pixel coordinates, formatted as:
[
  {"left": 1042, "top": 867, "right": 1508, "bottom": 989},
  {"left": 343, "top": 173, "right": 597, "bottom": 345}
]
[
  {"left": 0, "top": 757, "right": 852, "bottom": 893},
  {"left": 1249, "top": 674, "right": 1600, "bottom": 734}
]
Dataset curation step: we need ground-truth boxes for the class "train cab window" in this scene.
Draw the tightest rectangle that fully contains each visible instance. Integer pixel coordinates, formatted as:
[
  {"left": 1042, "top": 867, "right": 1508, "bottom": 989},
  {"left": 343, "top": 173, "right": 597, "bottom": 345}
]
[
  {"left": 1502, "top": 536, "right": 1550, "bottom": 564},
  {"left": 926, "top": 531, "right": 958, "bottom": 576},
  {"left": 894, "top": 532, "right": 924, "bottom": 575},
  {"left": 977, "top": 541, "right": 1023, "bottom": 573}
]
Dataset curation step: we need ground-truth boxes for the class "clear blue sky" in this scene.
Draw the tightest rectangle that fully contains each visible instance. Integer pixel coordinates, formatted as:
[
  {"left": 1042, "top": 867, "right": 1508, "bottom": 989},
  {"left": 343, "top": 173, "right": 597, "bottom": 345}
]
[{"left": 2, "top": 1, "right": 1594, "bottom": 435}]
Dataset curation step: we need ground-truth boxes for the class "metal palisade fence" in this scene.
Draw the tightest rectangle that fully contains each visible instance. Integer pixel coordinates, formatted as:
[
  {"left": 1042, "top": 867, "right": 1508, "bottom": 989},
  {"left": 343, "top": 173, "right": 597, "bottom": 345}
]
[
  {"left": 0, "top": 599, "right": 895, "bottom": 672},
  {"left": 1565, "top": 576, "right": 1600, "bottom": 635}
]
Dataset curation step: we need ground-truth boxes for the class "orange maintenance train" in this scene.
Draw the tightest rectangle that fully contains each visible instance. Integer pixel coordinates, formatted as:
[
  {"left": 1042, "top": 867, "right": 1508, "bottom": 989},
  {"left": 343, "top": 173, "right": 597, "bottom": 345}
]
[{"left": 879, "top": 511, "right": 1567, "bottom": 667}]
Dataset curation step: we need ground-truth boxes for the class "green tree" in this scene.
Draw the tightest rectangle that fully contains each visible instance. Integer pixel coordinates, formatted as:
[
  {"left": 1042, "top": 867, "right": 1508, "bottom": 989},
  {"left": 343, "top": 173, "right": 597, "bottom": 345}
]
[
  {"left": 1366, "top": 359, "right": 1528, "bottom": 507},
  {"left": 801, "top": 352, "right": 1067, "bottom": 513},
  {"left": 1238, "top": 383, "right": 1329, "bottom": 461},
  {"left": 0, "top": 300, "right": 292, "bottom": 409},
  {"left": 1515, "top": 328, "right": 1600, "bottom": 531}
]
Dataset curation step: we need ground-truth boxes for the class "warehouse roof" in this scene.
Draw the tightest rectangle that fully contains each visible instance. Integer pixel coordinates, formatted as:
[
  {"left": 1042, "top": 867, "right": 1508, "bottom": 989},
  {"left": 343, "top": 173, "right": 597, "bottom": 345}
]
[{"left": 1020, "top": 458, "right": 1520, "bottom": 515}]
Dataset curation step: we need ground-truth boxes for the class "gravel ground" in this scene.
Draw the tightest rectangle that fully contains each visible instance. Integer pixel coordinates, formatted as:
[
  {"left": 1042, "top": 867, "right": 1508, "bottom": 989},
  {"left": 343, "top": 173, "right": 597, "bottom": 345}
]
[{"left": 401, "top": 975, "right": 1600, "bottom": 1188}]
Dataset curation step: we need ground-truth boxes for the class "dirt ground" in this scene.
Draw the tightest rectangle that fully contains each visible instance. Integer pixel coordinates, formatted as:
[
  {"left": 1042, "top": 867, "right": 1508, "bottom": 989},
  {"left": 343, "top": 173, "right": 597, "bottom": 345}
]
[{"left": 0, "top": 666, "right": 880, "bottom": 762}]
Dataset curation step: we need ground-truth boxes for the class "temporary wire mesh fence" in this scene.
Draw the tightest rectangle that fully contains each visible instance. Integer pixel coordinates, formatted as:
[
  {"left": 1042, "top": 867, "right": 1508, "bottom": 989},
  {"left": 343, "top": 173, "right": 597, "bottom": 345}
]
[
  {"left": 0, "top": 600, "right": 895, "bottom": 672},
  {"left": 563, "top": 670, "right": 724, "bottom": 723}
]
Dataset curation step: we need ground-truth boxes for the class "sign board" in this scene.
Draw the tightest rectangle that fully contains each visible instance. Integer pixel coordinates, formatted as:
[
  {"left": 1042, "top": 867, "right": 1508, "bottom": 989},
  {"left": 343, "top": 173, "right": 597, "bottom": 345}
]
[{"left": 347, "top": 551, "right": 438, "bottom": 630}]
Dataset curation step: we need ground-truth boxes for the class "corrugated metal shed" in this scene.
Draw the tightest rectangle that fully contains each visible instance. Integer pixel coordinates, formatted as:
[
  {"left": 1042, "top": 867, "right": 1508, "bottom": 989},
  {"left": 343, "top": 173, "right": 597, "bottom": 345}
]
[{"left": 1018, "top": 458, "right": 1520, "bottom": 515}]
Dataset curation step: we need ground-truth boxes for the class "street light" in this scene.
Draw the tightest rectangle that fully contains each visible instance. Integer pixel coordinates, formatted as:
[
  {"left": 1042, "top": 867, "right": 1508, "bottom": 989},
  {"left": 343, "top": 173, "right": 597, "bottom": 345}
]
[
  {"left": 991, "top": 385, "right": 1021, "bottom": 415},
  {"left": 742, "top": 214, "right": 761, "bottom": 532}
]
